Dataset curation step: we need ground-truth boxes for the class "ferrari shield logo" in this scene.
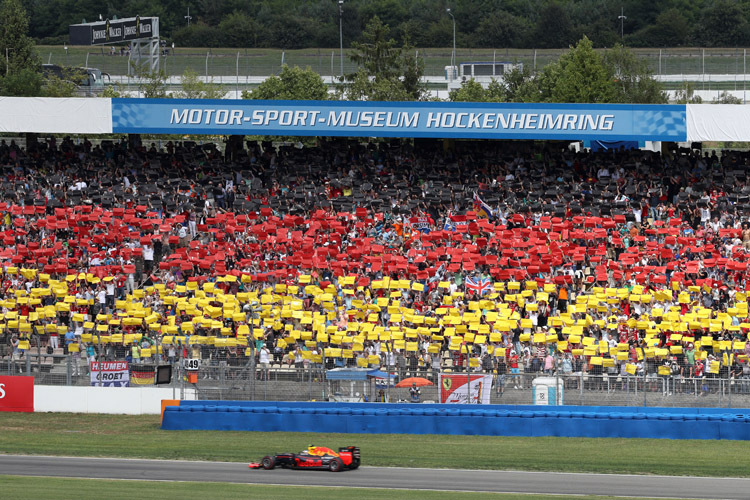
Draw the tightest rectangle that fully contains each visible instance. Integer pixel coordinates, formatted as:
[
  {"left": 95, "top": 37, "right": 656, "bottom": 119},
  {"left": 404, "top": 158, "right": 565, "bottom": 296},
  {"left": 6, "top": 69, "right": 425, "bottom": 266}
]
[{"left": 442, "top": 378, "right": 452, "bottom": 391}]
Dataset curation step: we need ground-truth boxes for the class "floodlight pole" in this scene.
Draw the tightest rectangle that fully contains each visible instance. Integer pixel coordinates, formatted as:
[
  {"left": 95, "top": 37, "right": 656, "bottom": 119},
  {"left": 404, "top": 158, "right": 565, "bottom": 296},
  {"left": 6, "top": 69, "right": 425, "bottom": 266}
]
[
  {"left": 618, "top": 7, "right": 627, "bottom": 41},
  {"left": 338, "top": 0, "right": 344, "bottom": 77},
  {"left": 447, "top": 8, "right": 456, "bottom": 75}
]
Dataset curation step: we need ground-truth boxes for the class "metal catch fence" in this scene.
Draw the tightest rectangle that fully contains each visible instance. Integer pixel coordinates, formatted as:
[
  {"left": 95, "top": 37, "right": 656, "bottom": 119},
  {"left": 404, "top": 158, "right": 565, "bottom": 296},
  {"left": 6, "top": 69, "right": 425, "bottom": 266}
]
[
  {"left": 40, "top": 47, "right": 750, "bottom": 83},
  {"left": 5, "top": 351, "right": 750, "bottom": 409}
]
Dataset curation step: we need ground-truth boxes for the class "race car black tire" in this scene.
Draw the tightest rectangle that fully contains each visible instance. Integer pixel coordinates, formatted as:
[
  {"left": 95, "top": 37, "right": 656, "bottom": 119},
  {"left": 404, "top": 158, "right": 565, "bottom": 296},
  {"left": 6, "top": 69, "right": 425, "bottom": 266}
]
[
  {"left": 261, "top": 456, "right": 276, "bottom": 470},
  {"left": 328, "top": 457, "right": 344, "bottom": 472}
]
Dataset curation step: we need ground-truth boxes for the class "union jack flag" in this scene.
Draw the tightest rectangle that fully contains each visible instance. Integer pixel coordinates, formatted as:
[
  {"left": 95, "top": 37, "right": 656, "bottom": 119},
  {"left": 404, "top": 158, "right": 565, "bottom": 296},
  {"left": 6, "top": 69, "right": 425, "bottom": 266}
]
[
  {"left": 473, "top": 192, "right": 494, "bottom": 220},
  {"left": 465, "top": 276, "right": 492, "bottom": 296}
]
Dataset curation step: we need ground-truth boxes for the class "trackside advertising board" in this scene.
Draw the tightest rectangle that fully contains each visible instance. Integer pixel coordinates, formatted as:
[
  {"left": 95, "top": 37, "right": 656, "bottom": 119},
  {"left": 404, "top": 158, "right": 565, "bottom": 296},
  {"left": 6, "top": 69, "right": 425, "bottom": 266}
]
[
  {"left": 439, "top": 374, "right": 493, "bottom": 404},
  {"left": 90, "top": 361, "right": 130, "bottom": 387},
  {"left": 0, "top": 375, "right": 34, "bottom": 412},
  {"left": 111, "top": 99, "right": 687, "bottom": 142}
]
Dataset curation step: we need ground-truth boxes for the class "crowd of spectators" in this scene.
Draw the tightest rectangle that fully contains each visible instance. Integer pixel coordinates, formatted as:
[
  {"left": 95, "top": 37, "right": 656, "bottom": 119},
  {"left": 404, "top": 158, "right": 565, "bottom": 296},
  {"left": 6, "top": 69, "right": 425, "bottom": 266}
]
[{"left": 2, "top": 135, "right": 750, "bottom": 397}]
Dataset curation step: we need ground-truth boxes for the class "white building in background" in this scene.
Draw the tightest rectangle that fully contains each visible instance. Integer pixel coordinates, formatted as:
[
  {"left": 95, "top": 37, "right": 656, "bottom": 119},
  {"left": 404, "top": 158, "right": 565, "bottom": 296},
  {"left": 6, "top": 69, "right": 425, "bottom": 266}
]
[{"left": 445, "top": 61, "right": 523, "bottom": 91}]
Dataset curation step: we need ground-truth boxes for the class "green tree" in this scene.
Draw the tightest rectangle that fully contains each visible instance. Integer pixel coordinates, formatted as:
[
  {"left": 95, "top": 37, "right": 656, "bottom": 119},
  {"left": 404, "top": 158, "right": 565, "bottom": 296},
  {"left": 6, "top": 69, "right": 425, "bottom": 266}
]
[
  {"left": 101, "top": 84, "right": 123, "bottom": 98},
  {"left": 171, "top": 23, "right": 224, "bottom": 48},
  {"left": 629, "top": 8, "right": 690, "bottom": 47},
  {"left": 42, "top": 67, "right": 85, "bottom": 97},
  {"left": 342, "top": 16, "right": 427, "bottom": 101},
  {"left": 449, "top": 79, "right": 487, "bottom": 102},
  {"left": 218, "top": 11, "right": 259, "bottom": 48},
  {"left": 694, "top": 0, "right": 749, "bottom": 47},
  {"left": 242, "top": 65, "right": 328, "bottom": 100},
  {"left": 470, "top": 10, "right": 532, "bottom": 48},
  {"left": 0, "top": 67, "right": 42, "bottom": 96},
  {"left": 603, "top": 44, "right": 667, "bottom": 104},
  {"left": 713, "top": 91, "right": 742, "bottom": 104},
  {"left": 174, "top": 68, "right": 225, "bottom": 99},
  {"left": 503, "top": 66, "right": 538, "bottom": 102},
  {"left": 449, "top": 78, "right": 506, "bottom": 102},
  {"left": 131, "top": 61, "right": 169, "bottom": 99},
  {"left": 537, "top": 36, "right": 617, "bottom": 103},
  {"left": 673, "top": 82, "right": 702, "bottom": 104},
  {"left": 532, "top": 3, "right": 575, "bottom": 49},
  {"left": 0, "top": 0, "right": 39, "bottom": 75}
]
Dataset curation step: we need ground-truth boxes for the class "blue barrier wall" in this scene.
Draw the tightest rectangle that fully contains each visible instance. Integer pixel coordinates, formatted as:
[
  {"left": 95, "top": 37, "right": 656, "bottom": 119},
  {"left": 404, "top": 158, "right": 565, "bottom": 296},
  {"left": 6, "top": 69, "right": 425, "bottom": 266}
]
[
  {"left": 163, "top": 402, "right": 750, "bottom": 440},
  {"left": 179, "top": 400, "right": 742, "bottom": 415}
]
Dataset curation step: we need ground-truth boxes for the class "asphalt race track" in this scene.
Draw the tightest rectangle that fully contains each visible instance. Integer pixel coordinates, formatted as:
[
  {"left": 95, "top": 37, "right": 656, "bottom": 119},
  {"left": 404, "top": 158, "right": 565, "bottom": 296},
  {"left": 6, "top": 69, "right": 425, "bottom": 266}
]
[{"left": 0, "top": 454, "right": 747, "bottom": 499}]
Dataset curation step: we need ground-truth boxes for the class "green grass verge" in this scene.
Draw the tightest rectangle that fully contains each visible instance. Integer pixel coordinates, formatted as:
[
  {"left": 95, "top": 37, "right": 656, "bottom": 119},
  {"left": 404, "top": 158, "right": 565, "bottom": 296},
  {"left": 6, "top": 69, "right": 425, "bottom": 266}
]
[
  {"left": 0, "top": 476, "right": 692, "bottom": 500},
  {"left": 0, "top": 412, "right": 746, "bottom": 477}
]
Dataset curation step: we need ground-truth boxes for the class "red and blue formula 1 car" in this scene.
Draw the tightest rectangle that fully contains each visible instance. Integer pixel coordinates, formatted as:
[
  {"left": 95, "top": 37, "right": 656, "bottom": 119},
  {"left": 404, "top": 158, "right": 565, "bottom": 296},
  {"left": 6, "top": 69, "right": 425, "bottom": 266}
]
[{"left": 249, "top": 445, "right": 360, "bottom": 472}]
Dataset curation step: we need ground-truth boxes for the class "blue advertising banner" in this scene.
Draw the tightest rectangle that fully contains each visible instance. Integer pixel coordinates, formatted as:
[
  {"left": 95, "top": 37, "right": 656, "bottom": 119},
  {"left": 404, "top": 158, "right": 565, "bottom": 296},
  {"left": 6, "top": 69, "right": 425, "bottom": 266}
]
[{"left": 111, "top": 99, "right": 687, "bottom": 141}]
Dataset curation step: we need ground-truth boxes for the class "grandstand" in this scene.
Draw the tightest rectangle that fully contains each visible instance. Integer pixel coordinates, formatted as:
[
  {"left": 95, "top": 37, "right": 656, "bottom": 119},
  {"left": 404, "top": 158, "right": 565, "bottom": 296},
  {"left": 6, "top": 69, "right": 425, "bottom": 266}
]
[{"left": 1, "top": 97, "right": 750, "bottom": 410}]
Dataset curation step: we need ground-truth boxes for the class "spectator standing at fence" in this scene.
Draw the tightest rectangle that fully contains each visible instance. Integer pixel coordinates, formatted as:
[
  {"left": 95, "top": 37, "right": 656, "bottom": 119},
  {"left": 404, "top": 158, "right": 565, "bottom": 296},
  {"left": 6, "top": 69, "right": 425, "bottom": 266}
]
[
  {"left": 167, "top": 344, "right": 176, "bottom": 365},
  {"left": 496, "top": 355, "right": 507, "bottom": 396},
  {"left": 544, "top": 352, "right": 555, "bottom": 375},
  {"left": 64, "top": 328, "right": 75, "bottom": 353},
  {"left": 396, "top": 349, "right": 406, "bottom": 380},
  {"left": 48, "top": 325, "right": 59, "bottom": 351},
  {"left": 509, "top": 350, "right": 520, "bottom": 389},
  {"left": 481, "top": 352, "right": 494, "bottom": 376},
  {"left": 694, "top": 358, "right": 707, "bottom": 395},
  {"left": 682, "top": 342, "right": 695, "bottom": 377},
  {"left": 85, "top": 343, "right": 96, "bottom": 375},
  {"left": 71, "top": 341, "right": 82, "bottom": 376},
  {"left": 293, "top": 345, "right": 304, "bottom": 381},
  {"left": 258, "top": 343, "right": 271, "bottom": 380}
]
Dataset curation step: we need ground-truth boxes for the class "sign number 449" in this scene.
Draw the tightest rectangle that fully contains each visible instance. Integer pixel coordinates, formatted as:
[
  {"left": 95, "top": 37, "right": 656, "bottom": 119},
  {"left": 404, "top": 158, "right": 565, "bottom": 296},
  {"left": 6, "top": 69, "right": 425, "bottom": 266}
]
[{"left": 183, "top": 359, "right": 201, "bottom": 371}]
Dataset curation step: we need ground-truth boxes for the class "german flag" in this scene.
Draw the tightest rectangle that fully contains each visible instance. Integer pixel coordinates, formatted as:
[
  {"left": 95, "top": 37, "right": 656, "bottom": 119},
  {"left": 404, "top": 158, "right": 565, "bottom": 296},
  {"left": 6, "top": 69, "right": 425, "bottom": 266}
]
[{"left": 130, "top": 367, "right": 155, "bottom": 385}]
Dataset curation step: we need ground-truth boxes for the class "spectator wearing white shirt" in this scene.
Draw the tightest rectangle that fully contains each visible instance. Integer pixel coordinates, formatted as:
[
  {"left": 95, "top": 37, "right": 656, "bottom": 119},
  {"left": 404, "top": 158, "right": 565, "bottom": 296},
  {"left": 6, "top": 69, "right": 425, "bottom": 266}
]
[{"left": 143, "top": 244, "right": 154, "bottom": 273}]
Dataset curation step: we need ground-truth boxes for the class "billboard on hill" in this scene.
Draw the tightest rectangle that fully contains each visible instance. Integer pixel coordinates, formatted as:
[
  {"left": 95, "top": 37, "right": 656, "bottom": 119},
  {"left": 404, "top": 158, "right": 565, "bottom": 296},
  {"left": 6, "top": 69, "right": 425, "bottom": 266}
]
[{"left": 69, "top": 17, "right": 158, "bottom": 45}]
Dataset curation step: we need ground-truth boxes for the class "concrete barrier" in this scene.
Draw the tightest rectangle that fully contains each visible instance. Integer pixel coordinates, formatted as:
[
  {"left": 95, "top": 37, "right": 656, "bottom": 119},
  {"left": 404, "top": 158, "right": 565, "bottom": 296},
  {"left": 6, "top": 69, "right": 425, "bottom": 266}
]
[{"left": 35, "top": 386, "right": 196, "bottom": 414}]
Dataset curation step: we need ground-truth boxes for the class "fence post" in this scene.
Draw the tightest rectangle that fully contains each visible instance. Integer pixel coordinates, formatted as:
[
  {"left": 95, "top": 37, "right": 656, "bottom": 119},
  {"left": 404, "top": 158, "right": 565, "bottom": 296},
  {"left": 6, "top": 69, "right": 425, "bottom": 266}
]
[
  {"left": 66, "top": 355, "right": 72, "bottom": 386},
  {"left": 179, "top": 342, "right": 185, "bottom": 400},
  {"left": 321, "top": 344, "right": 327, "bottom": 401},
  {"left": 97, "top": 333, "right": 102, "bottom": 387},
  {"left": 249, "top": 338, "right": 256, "bottom": 400},
  {"left": 465, "top": 344, "right": 470, "bottom": 404},
  {"left": 728, "top": 374, "right": 732, "bottom": 408},
  {"left": 35, "top": 333, "right": 41, "bottom": 375},
  {"left": 25, "top": 350, "right": 31, "bottom": 376}
]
